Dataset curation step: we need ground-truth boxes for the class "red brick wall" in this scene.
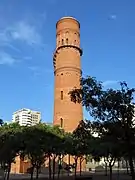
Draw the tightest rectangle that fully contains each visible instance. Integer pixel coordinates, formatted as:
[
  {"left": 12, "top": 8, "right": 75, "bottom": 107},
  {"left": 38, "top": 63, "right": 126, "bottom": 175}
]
[{"left": 53, "top": 17, "right": 83, "bottom": 132}]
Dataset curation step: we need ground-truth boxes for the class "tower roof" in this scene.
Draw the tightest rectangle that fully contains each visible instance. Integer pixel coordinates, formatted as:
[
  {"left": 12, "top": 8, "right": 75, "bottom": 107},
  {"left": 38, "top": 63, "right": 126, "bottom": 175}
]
[
  {"left": 56, "top": 16, "right": 80, "bottom": 28},
  {"left": 60, "top": 16, "right": 77, "bottom": 21}
]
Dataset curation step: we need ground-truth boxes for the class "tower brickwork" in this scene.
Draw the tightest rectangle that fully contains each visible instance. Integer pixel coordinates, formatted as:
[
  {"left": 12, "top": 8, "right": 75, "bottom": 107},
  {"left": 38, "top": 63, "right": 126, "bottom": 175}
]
[{"left": 53, "top": 17, "right": 83, "bottom": 132}]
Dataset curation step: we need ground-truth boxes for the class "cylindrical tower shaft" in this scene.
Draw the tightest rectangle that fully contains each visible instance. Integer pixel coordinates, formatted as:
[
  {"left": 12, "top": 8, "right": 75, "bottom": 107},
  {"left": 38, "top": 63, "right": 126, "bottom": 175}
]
[{"left": 53, "top": 17, "right": 83, "bottom": 132}]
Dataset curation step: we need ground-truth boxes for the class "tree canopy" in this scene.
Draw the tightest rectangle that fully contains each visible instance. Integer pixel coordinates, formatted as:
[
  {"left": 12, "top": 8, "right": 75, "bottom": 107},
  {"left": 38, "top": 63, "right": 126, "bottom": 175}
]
[
  {"left": 70, "top": 76, "right": 135, "bottom": 180},
  {"left": 1, "top": 76, "right": 135, "bottom": 180}
]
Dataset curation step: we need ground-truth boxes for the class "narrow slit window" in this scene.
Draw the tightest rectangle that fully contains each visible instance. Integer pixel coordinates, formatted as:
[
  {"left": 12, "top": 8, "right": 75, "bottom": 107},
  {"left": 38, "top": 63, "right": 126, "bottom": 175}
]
[
  {"left": 61, "top": 91, "right": 63, "bottom": 100},
  {"left": 60, "top": 118, "right": 63, "bottom": 128},
  {"left": 62, "top": 39, "right": 64, "bottom": 45},
  {"left": 66, "top": 38, "right": 68, "bottom": 44}
]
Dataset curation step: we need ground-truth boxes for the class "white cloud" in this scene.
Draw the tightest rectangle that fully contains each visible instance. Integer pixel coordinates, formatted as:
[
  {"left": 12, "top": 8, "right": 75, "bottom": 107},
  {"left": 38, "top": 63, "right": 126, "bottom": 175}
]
[
  {"left": 0, "top": 32, "right": 9, "bottom": 42},
  {"left": 109, "top": 14, "right": 117, "bottom": 20},
  {"left": 103, "top": 80, "right": 118, "bottom": 87},
  {"left": 0, "top": 21, "right": 42, "bottom": 47},
  {"left": 0, "top": 42, "right": 21, "bottom": 52},
  {"left": 28, "top": 66, "right": 53, "bottom": 78},
  {"left": 28, "top": 66, "right": 41, "bottom": 78},
  {"left": 10, "top": 21, "right": 42, "bottom": 46},
  {"left": 0, "top": 21, "right": 43, "bottom": 66},
  {"left": 0, "top": 52, "right": 16, "bottom": 65},
  {"left": 24, "top": 56, "right": 32, "bottom": 60},
  {"left": 28, "top": 66, "right": 39, "bottom": 71}
]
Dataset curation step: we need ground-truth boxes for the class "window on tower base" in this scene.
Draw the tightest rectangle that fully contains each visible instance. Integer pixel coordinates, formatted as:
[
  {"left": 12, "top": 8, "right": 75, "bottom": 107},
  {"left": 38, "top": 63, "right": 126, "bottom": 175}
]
[
  {"left": 60, "top": 118, "right": 63, "bottom": 128},
  {"left": 61, "top": 91, "right": 63, "bottom": 100},
  {"left": 62, "top": 39, "right": 64, "bottom": 45}
]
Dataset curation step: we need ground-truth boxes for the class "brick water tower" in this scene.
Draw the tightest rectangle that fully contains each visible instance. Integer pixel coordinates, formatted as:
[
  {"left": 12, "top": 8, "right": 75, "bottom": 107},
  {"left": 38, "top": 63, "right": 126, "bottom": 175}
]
[{"left": 53, "top": 16, "right": 83, "bottom": 132}]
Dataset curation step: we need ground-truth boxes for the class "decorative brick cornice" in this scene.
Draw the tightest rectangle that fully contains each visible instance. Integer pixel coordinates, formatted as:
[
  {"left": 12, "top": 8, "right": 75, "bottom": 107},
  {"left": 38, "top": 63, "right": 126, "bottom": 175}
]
[
  {"left": 56, "top": 28, "right": 80, "bottom": 36},
  {"left": 54, "top": 66, "right": 82, "bottom": 75},
  {"left": 56, "top": 44, "right": 83, "bottom": 56},
  {"left": 53, "top": 45, "right": 83, "bottom": 71}
]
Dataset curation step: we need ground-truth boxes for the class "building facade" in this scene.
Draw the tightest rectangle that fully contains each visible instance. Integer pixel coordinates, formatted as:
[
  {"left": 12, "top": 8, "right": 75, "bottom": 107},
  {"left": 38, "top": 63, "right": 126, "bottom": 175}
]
[
  {"left": 12, "top": 108, "right": 41, "bottom": 126},
  {"left": 11, "top": 108, "right": 41, "bottom": 174},
  {"left": 53, "top": 16, "right": 83, "bottom": 132}
]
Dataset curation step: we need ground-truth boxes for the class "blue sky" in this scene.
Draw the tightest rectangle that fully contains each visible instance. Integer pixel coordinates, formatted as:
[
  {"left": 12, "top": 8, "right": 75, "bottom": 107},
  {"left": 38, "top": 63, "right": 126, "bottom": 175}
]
[{"left": 0, "top": 0, "right": 135, "bottom": 122}]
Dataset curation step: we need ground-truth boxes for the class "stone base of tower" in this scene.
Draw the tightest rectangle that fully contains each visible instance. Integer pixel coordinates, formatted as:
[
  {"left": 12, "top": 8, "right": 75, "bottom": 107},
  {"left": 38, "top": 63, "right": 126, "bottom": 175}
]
[
  {"left": 10, "top": 155, "right": 86, "bottom": 175},
  {"left": 11, "top": 156, "right": 31, "bottom": 174},
  {"left": 63, "top": 155, "right": 86, "bottom": 172}
]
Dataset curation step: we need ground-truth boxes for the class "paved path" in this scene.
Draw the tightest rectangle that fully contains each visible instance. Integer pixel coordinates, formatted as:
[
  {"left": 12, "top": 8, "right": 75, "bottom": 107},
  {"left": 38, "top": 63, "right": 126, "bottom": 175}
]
[{"left": 0, "top": 171, "right": 132, "bottom": 180}]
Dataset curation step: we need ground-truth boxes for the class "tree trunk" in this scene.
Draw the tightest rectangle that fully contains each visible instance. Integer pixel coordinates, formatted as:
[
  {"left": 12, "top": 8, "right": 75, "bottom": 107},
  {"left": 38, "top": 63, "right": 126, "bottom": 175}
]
[
  {"left": 57, "top": 156, "right": 61, "bottom": 179},
  {"left": 58, "top": 155, "right": 63, "bottom": 179},
  {"left": 6, "top": 163, "right": 11, "bottom": 180},
  {"left": 74, "top": 158, "right": 78, "bottom": 178},
  {"left": 109, "top": 165, "right": 112, "bottom": 180},
  {"left": 3, "top": 163, "right": 7, "bottom": 180},
  {"left": 57, "top": 163, "right": 62, "bottom": 180},
  {"left": 75, "top": 166, "right": 77, "bottom": 178},
  {"left": 125, "top": 122, "right": 135, "bottom": 180},
  {"left": 57, "top": 166, "right": 60, "bottom": 179},
  {"left": 68, "top": 155, "right": 70, "bottom": 176},
  {"left": 79, "top": 158, "right": 82, "bottom": 176},
  {"left": 5, "top": 163, "right": 11, "bottom": 180},
  {"left": 134, "top": 159, "right": 135, "bottom": 168},
  {"left": 117, "top": 160, "right": 120, "bottom": 180},
  {"left": 52, "top": 156, "right": 56, "bottom": 180},
  {"left": 126, "top": 159, "right": 129, "bottom": 174},
  {"left": 30, "top": 166, "right": 34, "bottom": 180},
  {"left": 105, "top": 162, "right": 107, "bottom": 176},
  {"left": 36, "top": 166, "right": 40, "bottom": 179},
  {"left": 79, "top": 157, "right": 84, "bottom": 176},
  {"left": 4, "top": 171, "right": 7, "bottom": 180},
  {"left": 48, "top": 155, "right": 52, "bottom": 180},
  {"left": 104, "top": 157, "right": 108, "bottom": 176},
  {"left": 128, "top": 153, "right": 135, "bottom": 180},
  {"left": 126, "top": 137, "right": 135, "bottom": 179}
]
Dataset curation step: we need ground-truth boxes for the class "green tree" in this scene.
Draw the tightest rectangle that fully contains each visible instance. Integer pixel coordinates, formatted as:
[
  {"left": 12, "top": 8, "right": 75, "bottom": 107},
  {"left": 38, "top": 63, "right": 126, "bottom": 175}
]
[
  {"left": 64, "top": 122, "right": 90, "bottom": 178},
  {"left": 95, "top": 122, "right": 121, "bottom": 180},
  {"left": 70, "top": 76, "right": 135, "bottom": 180},
  {"left": 0, "top": 123, "right": 23, "bottom": 180},
  {"left": 72, "top": 120, "right": 92, "bottom": 176},
  {"left": 22, "top": 124, "right": 48, "bottom": 180},
  {"left": 94, "top": 83, "right": 135, "bottom": 180},
  {"left": 76, "top": 120, "right": 122, "bottom": 179},
  {"left": 48, "top": 125, "right": 65, "bottom": 180}
]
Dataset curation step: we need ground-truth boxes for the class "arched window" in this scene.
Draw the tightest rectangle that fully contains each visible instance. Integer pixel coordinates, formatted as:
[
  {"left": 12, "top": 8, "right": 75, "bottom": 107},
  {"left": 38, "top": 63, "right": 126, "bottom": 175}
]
[{"left": 60, "top": 118, "right": 63, "bottom": 128}]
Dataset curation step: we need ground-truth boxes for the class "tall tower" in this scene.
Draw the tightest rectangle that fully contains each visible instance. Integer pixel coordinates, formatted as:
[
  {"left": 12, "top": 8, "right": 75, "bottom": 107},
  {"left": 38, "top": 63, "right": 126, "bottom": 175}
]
[{"left": 53, "top": 17, "right": 83, "bottom": 132}]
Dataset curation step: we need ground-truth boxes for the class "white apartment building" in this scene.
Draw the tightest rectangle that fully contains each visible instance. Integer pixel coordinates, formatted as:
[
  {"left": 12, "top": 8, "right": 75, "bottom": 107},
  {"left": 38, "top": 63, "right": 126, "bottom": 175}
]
[{"left": 12, "top": 108, "right": 41, "bottom": 126}]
